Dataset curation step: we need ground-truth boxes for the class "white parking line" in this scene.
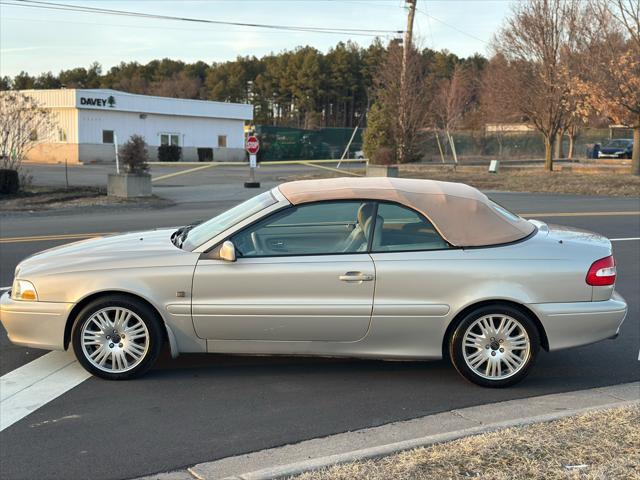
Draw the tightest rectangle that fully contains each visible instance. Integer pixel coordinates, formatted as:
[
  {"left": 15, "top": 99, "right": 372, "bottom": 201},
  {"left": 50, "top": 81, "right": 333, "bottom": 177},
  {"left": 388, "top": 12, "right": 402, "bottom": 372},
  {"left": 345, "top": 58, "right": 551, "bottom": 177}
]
[
  {"left": 610, "top": 238, "right": 640, "bottom": 242},
  {"left": 0, "top": 351, "right": 90, "bottom": 431}
]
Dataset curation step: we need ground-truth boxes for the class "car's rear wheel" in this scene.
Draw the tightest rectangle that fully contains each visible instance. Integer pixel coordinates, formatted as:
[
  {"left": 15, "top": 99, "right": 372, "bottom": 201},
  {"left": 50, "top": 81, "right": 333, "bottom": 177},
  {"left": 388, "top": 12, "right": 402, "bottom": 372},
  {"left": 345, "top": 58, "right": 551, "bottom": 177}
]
[
  {"left": 449, "top": 305, "right": 540, "bottom": 388},
  {"left": 71, "top": 295, "right": 163, "bottom": 380}
]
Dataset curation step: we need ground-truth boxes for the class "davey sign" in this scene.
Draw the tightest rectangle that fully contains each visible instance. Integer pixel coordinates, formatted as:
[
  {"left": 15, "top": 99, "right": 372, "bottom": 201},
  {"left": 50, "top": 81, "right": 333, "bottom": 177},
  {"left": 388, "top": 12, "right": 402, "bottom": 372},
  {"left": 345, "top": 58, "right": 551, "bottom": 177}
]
[
  {"left": 245, "top": 135, "right": 260, "bottom": 155},
  {"left": 79, "top": 95, "right": 116, "bottom": 108}
]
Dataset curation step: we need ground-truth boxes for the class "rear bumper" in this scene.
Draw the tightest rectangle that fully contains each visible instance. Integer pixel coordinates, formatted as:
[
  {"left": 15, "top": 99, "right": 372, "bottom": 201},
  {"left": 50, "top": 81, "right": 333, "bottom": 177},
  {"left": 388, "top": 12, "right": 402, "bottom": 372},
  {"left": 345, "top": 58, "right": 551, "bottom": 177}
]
[
  {"left": 0, "top": 292, "right": 71, "bottom": 350},
  {"left": 528, "top": 292, "right": 627, "bottom": 351}
]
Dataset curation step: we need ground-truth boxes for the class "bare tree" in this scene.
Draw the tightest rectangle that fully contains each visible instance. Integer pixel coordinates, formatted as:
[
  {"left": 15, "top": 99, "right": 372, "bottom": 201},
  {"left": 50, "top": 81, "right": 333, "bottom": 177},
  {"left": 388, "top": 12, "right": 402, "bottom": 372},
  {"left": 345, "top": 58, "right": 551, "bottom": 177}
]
[
  {"left": 431, "top": 64, "right": 473, "bottom": 164},
  {"left": 493, "top": 0, "right": 581, "bottom": 171},
  {"left": 372, "top": 42, "right": 429, "bottom": 163},
  {"left": 0, "top": 91, "right": 58, "bottom": 172},
  {"left": 582, "top": 0, "right": 640, "bottom": 174},
  {"left": 480, "top": 54, "right": 514, "bottom": 158}
]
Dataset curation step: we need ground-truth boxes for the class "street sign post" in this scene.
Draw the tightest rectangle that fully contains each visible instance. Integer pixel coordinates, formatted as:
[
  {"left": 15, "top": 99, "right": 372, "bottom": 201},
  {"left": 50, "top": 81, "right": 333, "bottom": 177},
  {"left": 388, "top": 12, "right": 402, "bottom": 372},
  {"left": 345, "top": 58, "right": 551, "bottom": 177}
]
[{"left": 244, "top": 135, "right": 260, "bottom": 188}]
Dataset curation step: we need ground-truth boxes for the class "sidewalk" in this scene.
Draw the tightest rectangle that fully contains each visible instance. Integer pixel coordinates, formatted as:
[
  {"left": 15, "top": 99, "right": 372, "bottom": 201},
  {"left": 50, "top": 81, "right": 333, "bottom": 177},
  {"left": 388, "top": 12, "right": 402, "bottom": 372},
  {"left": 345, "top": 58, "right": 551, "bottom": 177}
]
[{"left": 139, "top": 381, "right": 639, "bottom": 480}]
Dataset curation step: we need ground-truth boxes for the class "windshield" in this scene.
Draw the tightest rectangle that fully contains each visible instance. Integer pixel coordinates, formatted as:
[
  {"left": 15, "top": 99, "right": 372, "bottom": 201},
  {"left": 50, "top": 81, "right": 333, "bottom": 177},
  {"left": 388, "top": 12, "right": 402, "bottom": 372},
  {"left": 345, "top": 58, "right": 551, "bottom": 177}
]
[
  {"left": 181, "top": 190, "right": 277, "bottom": 250},
  {"left": 605, "top": 139, "right": 631, "bottom": 148}
]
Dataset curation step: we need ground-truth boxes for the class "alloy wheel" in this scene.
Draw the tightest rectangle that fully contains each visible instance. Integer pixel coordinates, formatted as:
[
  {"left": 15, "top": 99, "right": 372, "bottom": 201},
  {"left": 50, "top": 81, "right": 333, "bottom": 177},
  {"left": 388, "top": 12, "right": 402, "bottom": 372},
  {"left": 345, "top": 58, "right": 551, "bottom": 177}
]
[
  {"left": 80, "top": 306, "right": 150, "bottom": 373},
  {"left": 461, "top": 314, "right": 531, "bottom": 380}
]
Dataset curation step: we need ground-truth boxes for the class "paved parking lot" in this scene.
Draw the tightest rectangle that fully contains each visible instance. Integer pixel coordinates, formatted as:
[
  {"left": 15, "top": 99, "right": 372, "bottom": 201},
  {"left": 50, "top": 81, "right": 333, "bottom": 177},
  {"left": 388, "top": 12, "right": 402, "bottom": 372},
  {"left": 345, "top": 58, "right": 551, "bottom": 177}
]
[{"left": 0, "top": 164, "right": 638, "bottom": 479}]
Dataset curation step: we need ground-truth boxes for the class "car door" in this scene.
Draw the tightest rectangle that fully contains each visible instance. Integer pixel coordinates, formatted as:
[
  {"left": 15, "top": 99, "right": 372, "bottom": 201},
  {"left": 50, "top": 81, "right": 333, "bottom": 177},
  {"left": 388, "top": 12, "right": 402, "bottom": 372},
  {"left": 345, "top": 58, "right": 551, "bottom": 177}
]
[
  {"left": 191, "top": 201, "right": 376, "bottom": 342},
  {"left": 368, "top": 202, "right": 462, "bottom": 337}
]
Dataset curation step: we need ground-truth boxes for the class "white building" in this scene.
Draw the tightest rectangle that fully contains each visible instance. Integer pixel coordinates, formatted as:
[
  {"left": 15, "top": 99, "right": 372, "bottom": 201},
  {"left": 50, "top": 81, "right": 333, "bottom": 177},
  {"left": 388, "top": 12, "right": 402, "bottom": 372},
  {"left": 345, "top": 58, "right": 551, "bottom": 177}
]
[{"left": 18, "top": 89, "right": 253, "bottom": 164}]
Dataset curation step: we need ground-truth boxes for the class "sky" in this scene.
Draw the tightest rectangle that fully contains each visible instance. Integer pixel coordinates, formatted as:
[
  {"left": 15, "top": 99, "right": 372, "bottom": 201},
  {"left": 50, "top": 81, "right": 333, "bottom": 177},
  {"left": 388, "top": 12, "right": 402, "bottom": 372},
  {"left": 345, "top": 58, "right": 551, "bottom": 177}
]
[{"left": 0, "top": 0, "right": 513, "bottom": 78}]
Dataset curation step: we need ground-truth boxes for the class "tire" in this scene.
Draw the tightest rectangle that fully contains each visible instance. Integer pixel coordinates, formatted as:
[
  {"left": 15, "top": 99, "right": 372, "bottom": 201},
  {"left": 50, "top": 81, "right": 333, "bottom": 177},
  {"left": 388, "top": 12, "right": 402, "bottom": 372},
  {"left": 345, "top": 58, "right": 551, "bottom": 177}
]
[
  {"left": 449, "top": 305, "right": 540, "bottom": 388},
  {"left": 71, "top": 295, "right": 164, "bottom": 380}
]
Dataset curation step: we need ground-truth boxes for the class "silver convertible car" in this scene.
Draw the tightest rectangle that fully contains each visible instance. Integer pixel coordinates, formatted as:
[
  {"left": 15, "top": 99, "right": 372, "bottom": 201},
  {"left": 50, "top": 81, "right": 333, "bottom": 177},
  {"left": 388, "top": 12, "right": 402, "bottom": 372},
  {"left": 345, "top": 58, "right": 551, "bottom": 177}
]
[{"left": 0, "top": 178, "right": 627, "bottom": 387}]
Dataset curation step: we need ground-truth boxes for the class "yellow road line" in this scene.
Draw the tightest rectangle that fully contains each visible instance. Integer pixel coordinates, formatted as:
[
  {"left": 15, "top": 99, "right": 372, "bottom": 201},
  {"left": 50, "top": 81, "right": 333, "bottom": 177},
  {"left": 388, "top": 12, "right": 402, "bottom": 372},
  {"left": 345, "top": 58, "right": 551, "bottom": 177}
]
[
  {"left": 152, "top": 163, "right": 218, "bottom": 183},
  {"left": 148, "top": 161, "right": 245, "bottom": 167},
  {"left": 0, "top": 232, "right": 112, "bottom": 244},
  {"left": 260, "top": 159, "right": 366, "bottom": 166},
  {"left": 147, "top": 159, "right": 365, "bottom": 167},
  {"left": 298, "top": 161, "right": 363, "bottom": 176},
  {"left": 522, "top": 211, "right": 640, "bottom": 218}
]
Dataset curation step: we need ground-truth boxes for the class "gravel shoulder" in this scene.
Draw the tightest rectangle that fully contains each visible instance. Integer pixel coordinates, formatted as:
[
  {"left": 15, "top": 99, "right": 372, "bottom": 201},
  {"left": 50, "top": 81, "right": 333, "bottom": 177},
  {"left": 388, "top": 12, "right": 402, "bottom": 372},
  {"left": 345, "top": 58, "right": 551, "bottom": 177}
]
[{"left": 294, "top": 405, "right": 640, "bottom": 480}]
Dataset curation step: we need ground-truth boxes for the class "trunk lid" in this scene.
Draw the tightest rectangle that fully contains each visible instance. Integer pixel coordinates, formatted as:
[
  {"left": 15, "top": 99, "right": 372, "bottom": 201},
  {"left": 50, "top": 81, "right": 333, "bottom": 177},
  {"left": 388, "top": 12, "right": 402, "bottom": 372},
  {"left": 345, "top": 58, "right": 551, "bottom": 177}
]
[{"left": 531, "top": 220, "right": 614, "bottom": 301}]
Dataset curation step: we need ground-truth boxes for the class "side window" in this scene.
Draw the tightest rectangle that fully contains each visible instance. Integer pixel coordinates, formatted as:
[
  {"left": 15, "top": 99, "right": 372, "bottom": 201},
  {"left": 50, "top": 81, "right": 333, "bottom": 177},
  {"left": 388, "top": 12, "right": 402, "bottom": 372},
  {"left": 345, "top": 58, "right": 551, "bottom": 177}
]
[
  {"left": 372, "top": 203, "right": 449, "bottom": 252},
  {"left": 218, "top": 135, "right": 227, "bottom": 148},
  {"left": 231, "top": 201, "right": 376, "bottom": 257}
]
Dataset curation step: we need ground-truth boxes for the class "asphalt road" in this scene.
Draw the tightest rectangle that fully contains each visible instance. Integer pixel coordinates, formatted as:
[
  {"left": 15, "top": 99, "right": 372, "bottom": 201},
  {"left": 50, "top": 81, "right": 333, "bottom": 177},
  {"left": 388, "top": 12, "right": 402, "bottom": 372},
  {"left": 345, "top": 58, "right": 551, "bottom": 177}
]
[{"left": 0, "top": 179, "right": 639, "bottom": 479}]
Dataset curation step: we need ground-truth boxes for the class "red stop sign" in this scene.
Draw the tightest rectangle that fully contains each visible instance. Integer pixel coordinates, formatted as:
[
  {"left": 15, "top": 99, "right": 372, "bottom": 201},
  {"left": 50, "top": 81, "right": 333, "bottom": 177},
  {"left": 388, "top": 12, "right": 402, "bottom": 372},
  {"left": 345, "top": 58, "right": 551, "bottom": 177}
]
[{"left": 246, "top": 135, "right": 260, "bottom": 155}]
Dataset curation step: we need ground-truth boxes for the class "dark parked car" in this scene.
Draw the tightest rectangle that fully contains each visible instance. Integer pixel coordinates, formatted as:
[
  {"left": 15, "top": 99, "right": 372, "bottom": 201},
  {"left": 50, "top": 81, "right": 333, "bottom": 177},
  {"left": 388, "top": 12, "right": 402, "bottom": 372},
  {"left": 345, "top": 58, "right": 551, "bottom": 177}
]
[{"left": 598, "top": 139, "right": 633, "bottom": 159}]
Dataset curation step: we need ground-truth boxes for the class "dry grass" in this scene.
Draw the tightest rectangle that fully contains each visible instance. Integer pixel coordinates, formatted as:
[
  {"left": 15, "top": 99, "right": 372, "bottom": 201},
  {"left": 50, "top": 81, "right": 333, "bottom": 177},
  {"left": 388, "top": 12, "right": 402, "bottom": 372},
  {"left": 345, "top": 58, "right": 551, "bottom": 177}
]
[
  {"left": 293, "top": 405, "right": 640, "bottom": 480},
  {"left": 0, "top": 186, "right": 172, "bottom": 211},
  {"left": 399, "top": 167, "right": 640, "bottom": 198},
  {"left": 284, "top": 167, "right": 640, "bottom": 197}
]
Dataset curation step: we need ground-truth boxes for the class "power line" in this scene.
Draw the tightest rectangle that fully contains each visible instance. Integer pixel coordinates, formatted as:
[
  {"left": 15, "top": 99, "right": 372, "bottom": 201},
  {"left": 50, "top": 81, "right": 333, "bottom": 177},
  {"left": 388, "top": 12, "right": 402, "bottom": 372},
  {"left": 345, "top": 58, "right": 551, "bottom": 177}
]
[
  {"left": 1, "top": 0, "right": 403, "bottom": 37},
  {"left": 415, "top": 6, "right": 490, "bottom": 46}
]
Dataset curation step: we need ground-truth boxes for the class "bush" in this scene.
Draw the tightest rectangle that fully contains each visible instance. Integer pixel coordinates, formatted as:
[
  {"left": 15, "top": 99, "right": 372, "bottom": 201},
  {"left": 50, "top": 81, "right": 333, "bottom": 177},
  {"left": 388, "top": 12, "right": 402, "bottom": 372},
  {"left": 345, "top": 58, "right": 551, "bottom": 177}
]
[
  {"left": 158, "top": 145, "right": 182, "bottom": 162},
  {"left": 363, "top": 103, "right": 394, "bottom": 160},
  {"left": 370, "top": 147, "right": 396, "bottom": 166},
  {"left": 0, "top": 169, "right": 20, "bottom": 194},
  {"left": 119, "top": 135, "right": 149, "bottom": 174}
]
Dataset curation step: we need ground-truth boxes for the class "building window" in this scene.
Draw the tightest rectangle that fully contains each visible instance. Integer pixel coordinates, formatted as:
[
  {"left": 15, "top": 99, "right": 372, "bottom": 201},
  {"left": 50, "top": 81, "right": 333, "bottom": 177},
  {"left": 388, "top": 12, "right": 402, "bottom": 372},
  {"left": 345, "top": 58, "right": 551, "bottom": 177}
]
[
  {"left": 161, "top": 133, "right": 180, "bottom": 146},
  {"left": 218, "top": 135, "right": 227, "bottom": 148},
  {"left": 103, "top": 130, "right": 114, "bottom": 144},
  {"left": 58, "top": 129, "right": 67, "bottom": 142}
]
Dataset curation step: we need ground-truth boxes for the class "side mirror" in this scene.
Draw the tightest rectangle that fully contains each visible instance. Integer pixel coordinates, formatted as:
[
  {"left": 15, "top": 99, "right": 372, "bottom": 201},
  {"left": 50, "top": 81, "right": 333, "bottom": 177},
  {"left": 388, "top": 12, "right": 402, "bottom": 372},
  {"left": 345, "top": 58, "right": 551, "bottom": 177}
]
[{"left": 218, "top": 240, "right": 237, "bottom": 262}]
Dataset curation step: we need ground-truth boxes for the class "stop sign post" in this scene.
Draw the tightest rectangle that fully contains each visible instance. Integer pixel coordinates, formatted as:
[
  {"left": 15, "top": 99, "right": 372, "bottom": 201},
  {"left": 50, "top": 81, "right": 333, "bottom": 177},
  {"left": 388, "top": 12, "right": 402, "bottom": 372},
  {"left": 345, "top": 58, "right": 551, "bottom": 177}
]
[{"left": 244, "top": 135, "right": 260, "bottom": 188}]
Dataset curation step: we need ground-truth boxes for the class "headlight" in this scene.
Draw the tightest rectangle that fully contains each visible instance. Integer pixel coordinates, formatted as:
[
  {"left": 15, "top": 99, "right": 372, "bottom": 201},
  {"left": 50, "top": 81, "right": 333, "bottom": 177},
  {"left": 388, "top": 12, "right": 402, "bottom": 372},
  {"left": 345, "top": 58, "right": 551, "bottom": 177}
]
[{"left": 11, "top": 279, "right": 38, "bottom": 301}]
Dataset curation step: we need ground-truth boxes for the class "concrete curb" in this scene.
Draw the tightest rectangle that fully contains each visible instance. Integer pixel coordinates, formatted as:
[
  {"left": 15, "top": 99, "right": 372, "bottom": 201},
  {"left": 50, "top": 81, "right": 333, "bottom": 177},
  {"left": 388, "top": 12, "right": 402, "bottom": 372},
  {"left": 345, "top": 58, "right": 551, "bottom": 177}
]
[
  {"left": 225, "top": 400, "right": 639, "bottom": 480},
  {"left": 139, "top": 382, "right": 639, "bottom": 480}
]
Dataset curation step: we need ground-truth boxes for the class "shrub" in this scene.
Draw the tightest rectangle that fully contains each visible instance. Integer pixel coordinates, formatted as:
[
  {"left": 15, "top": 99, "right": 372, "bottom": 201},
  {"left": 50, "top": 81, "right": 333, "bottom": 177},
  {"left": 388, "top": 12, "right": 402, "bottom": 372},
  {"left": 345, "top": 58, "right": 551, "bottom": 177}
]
[
  {"left": 363, "top": 103, "right": 394, "bottom": 161},
  {"left": 0, "top": 169, "right": 20, "bottom": 194},
  {"left": 119, "top": 135, "right": 149, "bottom": 174},
  {"left": 370, "top": 147, "right": 396, "bottom": 166},
  {"left": 158, "top": 145, "right": 182, "bottom": 163}
]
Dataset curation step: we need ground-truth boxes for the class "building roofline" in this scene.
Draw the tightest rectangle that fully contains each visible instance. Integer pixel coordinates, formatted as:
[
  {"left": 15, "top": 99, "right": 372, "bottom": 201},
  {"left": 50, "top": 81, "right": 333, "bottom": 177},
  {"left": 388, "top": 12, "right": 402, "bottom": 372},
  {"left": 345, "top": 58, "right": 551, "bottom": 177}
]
[{"left": 16, "top": 88, "right": 249, "bottom": 109}]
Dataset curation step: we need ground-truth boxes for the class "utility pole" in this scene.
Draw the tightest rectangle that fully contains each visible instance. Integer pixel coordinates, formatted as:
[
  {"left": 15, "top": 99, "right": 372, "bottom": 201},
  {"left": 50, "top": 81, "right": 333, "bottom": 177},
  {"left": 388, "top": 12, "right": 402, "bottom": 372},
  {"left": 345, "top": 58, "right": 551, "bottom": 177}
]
[
  {"left": 399, "top": 0, "right": 417, "bottom": 164},
  {"left": 402, "top": 0, "right": 417, "bottom": 80}
]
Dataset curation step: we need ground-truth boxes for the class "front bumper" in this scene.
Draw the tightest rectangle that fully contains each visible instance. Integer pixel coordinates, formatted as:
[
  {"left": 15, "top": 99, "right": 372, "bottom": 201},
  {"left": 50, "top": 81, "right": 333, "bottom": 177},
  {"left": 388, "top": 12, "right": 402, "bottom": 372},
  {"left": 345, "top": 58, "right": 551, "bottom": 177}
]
[
  {"left": 0, "top": 291, "right": 72, "bottom": 350},
  {"left": 528, "top": 292, "right": 628, "bottom": 351}
]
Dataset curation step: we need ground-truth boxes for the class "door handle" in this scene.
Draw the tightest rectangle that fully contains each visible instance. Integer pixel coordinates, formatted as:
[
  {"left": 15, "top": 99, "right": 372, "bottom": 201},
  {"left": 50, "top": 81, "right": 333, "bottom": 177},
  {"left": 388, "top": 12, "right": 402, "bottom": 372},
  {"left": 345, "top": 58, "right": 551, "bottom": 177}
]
[{"left": 339, "top": 272, "right": 374, "bottom": 282}]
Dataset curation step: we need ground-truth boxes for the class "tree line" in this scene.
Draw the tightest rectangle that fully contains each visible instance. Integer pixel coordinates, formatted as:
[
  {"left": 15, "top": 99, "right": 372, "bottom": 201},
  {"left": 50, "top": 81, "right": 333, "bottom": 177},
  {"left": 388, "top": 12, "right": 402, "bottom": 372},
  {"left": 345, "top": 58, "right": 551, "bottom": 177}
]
[{"left": 0, "top": 40, "right": 484, "bottom": 130}]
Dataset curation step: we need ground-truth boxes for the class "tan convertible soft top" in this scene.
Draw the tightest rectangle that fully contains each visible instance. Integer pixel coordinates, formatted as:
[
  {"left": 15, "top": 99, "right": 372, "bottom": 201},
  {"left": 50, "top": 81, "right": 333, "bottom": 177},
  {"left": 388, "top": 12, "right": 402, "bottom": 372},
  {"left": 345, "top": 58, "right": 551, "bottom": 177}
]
[{"left": 278, "top": 177, "right": 535, "bottom": 247}]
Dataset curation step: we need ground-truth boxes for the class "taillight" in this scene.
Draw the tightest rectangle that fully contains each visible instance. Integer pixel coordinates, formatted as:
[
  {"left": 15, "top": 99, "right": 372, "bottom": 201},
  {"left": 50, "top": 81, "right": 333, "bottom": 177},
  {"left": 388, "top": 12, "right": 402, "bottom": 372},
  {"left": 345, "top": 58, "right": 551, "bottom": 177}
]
[{"left": 586, "top": 255, "right": 616, "bottom": 286}]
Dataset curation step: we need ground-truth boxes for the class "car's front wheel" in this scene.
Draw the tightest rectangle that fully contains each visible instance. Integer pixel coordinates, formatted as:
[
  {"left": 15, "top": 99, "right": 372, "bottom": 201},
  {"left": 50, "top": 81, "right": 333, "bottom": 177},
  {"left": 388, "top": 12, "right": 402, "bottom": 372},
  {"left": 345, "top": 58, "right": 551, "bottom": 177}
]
[
  {"left": 71, "top": 295, "right": 163, "bottom": 380},
  {"left": 449, "top": 305, "right": 540, "bottom": 388}
]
